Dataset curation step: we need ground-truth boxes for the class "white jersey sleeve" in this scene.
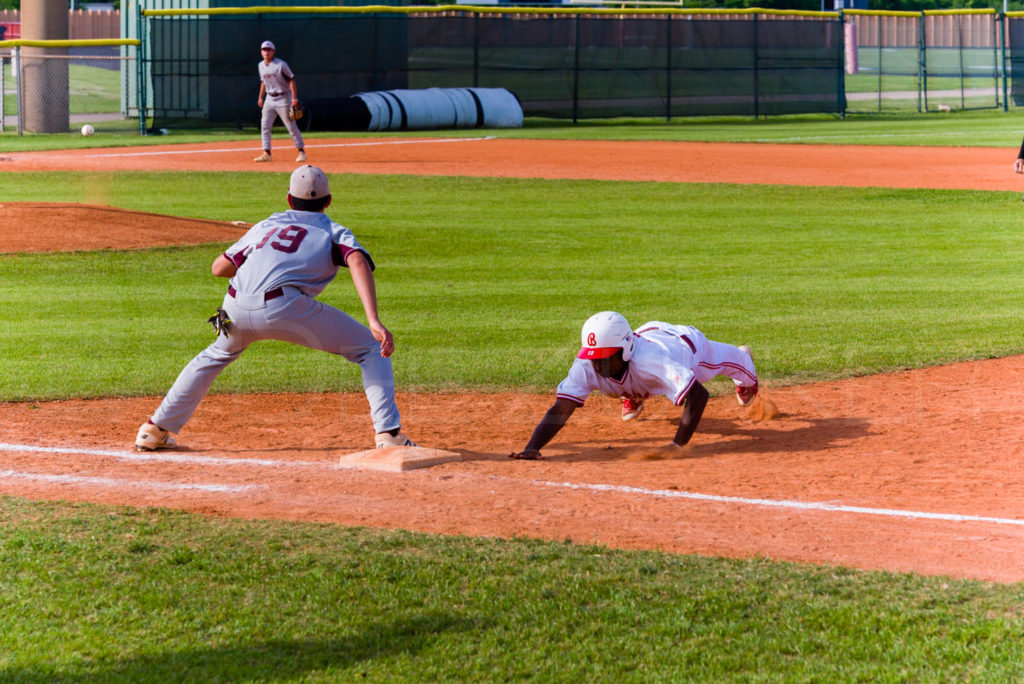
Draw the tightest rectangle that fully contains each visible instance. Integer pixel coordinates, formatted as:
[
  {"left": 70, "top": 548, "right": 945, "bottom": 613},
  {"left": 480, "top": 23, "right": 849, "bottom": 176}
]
[
  {"left": 329, "top": 220, "right": 373, "bottom": 270},
  {"left": 556, "top": 360, "right": 598, "bottom": 405}
]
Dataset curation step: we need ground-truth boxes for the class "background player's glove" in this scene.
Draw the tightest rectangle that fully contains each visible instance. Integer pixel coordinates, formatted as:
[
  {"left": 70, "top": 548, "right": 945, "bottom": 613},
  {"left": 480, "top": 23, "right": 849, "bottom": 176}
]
[
  {"left": 288, "top": 101, "right": 306, "bottom": 121},
  {"left": 207, "top": 307, "right": 231, "bottom": 338}
]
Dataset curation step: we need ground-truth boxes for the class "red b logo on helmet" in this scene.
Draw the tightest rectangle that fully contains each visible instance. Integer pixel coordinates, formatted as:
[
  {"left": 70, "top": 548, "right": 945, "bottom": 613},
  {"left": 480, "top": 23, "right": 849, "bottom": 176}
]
[{"left": 587, "top": 332, "right": 596, "bottom": 346}]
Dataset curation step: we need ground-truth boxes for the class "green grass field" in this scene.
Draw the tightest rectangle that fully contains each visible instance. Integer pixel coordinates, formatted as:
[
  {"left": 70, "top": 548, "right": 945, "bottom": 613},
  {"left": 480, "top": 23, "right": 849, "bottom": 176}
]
[
  {"left": 3, "top": 113, "right": 1024, "bottom": 680},
  {"left": 4, "top": 497, "right": 1024, "bottom": 682},
  {"left": 2, "top": 173, "right": 1023, "bottom": 399},
  {"left": 3, "top": 61, "right": 122, "bottom": 116},
  {"left": 5, "top": 107, "right": 1024, "bottom": 150}
]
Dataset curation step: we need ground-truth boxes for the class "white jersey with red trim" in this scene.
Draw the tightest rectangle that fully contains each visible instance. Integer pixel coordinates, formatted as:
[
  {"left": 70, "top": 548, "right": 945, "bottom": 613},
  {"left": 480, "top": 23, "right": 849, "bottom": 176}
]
[
  {"left": 223, "top": 209, "right": 372, "bottom": 298},
  {"left": 556, "top": 321, "right": 756, "bottom": 407}
]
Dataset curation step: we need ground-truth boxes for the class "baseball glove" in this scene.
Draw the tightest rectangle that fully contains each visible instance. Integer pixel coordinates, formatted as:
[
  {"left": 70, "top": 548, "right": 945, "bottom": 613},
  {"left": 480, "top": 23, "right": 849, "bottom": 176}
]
[
  {"left": 207, "top": 307, "right": 231, "bottom": 338},
  {"left": 288, "top": 101, "right": 306, "bottom": 121}
]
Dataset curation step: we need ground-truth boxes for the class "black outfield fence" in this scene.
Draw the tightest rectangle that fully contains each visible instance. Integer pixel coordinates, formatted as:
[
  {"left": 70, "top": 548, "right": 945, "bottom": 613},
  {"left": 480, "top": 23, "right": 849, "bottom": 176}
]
[
  {"left": 1007, "top": 13, "right": 1024, "bottom": 107},
  {"left": 139, "top": 6, "right": 846, "bottom": 130}
]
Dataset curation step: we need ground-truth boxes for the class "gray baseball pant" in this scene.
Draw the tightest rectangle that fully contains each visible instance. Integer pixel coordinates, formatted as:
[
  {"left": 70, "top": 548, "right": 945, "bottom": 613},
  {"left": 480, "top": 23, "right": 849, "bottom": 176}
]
[
  {"left": 150, "top": 287, "right": 400, "bottom": 435},
  {"left": 261, "top": 99, "right": 304, "bottom": 152}
]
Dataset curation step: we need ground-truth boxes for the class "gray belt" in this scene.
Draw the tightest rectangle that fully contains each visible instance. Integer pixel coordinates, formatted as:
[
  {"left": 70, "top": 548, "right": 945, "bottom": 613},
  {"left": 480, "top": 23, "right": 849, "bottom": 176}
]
[{"left": 268, "top": 91, "right": 283, "bottom": 97}]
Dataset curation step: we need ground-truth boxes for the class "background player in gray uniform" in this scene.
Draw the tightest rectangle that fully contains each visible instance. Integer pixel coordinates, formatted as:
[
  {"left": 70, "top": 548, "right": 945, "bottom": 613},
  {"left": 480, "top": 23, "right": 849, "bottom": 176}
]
[
  {"left": 136, "top": 165, "right": 416, "bottom": 451},
  {"left": 510, "top": 311, "right": 757, "bottom": 460},
  {"left": 254, "top": 40, "right": 306, "bottom": 163}
]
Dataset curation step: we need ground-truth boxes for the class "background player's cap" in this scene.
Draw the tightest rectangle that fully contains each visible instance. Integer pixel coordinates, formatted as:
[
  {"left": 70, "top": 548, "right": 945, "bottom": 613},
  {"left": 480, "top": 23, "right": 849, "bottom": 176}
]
[
  {"left": 260, "top": 40, "right": 276, "bottom": 50},
  {"left": 289, "top": 165, "right": 330, "bottom": 200}
]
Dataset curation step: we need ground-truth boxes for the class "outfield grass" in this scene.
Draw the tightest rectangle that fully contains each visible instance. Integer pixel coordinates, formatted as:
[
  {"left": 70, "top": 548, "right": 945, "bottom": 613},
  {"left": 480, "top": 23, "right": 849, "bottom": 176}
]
[
  {"left": 3, "top": 62, "right": 121, "bottom": 119},
  {"left": 3, "top": 497, "right": 1024, "bottom": 682},
  {"left": 1, "top": 172, "right": 1023, "bottom": 399},
  {"left": 68, "top": 63, "right": 121, "bottom": 114},
  {"left": 3, "top": 108, "right": 1024, "bottom": 150}
]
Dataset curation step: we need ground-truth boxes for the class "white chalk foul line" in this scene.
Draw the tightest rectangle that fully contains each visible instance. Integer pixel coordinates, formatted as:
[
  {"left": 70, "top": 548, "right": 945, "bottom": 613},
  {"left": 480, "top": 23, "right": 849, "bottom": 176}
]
[
  {"left": 7, "top": 442, "right": 1021, "bottom": 528},
  {"left": 69, "top": 136, "right": 497, "bottom": 159},
  {"left": 531, "top": 479, "right": 1024, "bottom": 528},
  {"left": 0, "top": 469, "right": 256, "bottom": 493},
  {"left": 0, "top": 443, "right": 325, "bottom": 468}
]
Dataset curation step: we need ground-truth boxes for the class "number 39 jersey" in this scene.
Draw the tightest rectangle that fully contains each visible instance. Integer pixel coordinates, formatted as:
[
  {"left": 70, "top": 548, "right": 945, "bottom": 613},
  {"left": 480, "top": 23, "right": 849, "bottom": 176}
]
[{"left": 223, "top": 209, "right": 373, "bottom": 297}]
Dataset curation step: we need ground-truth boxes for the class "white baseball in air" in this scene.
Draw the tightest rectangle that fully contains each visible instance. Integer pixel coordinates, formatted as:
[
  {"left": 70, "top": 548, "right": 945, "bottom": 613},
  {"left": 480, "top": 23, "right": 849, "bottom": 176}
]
[{"left": 80, "top": 124, "right": 95, "bottom": 136}]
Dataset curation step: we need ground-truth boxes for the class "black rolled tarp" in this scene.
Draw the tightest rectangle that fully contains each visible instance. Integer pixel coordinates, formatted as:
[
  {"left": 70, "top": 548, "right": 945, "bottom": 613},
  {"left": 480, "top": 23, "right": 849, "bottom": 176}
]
[
  {"left": 350, "top": 87, "right": 523, "bottom": 131},
  {"left": 298, "top": 87, "right": 522, "bottom": 131}
]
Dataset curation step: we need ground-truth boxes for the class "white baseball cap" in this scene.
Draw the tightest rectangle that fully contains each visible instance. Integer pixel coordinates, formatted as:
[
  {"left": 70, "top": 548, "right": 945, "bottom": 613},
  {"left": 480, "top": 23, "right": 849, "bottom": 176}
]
[
  {"left": 260, "top": 40, "right": 275, "bottom": 50},
  {"left": 289, "top": 165, "right": 330, "bottom": 200}
]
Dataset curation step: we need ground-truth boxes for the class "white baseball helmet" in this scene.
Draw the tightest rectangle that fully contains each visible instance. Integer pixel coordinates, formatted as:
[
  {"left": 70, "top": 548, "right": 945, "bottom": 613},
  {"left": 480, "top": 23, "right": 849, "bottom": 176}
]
[{"left": 578, "top": 311, "right": 634, "bottom": 362}]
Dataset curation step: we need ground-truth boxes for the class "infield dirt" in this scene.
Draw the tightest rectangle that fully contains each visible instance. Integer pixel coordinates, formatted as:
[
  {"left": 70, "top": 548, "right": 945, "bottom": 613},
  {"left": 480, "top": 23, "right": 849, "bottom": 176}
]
[
  {"left": 2, "top": 138, "right": 1023, "bottom": 583},
  {"left": 3, "top": 137, "right": 1022, "bottom": 191}
]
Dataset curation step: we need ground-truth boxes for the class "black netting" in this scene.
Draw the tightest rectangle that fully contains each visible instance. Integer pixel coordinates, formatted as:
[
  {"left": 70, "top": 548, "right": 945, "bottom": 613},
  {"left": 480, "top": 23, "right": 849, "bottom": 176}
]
[
  {"left": 1010, "top": 17, "right": 1024, "bottom": 107},
  {"left": 145, "top": 11, "right": 845, "bottom": 129}
]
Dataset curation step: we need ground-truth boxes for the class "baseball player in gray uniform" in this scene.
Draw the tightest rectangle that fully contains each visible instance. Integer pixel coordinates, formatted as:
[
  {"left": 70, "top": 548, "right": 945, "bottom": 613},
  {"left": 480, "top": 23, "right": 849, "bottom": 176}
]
[
  {"left": 254, "top": 40, "right": 306, "bottom": 163},
  {"left": 136, "top": 165, "right": 415, "bottom": 452},
  {"left": 510, "top": 311, "right": 757, "bottom": 460}
]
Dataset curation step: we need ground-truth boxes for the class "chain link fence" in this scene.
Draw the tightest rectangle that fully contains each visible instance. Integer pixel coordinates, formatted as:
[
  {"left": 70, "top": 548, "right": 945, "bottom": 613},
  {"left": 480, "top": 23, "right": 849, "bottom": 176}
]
[
  {"left": 1, "top": 41, "right": 139, "bottom": 136},
  {"left": 844, "top": 10, "right": 1003, "bottom": 114}
]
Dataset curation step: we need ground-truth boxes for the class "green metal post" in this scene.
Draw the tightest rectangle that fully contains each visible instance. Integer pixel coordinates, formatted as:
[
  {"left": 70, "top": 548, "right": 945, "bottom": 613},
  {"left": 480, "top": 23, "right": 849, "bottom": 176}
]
[
  {"left": 958, "top": 15, "right": 965, "bottom": 110},
  {"left": 876, "top": 15, "right": 882, "bottom": 112},
  {"left": 1001, "top": 13, "right": 1009, "bottom": 112},
  {"left": 16, "top": 45, "right": 22, "bottom": 136},
  {"left": 371, "top": 13, "right": 379, "bottom": 91},
  {"left": 665, "top": 13, "right": 672, "bottom": 122},
  {"left": 137, "top": 1, "right": 146, "bottom": 136},
  {"left": 572, "top": 13, "right": 580, "bottom": 124},
  {"left": 752, "top": 12, "right": 759, "bottom": 118},
  {"left": 473, "top": 11, "right": 479, "bottom": 89},
  {"left": 918, "top": 12, "right": 926, "bottom": 113},
  {"left": 838, "top": 12, "right": 846, "bottom": 118}
]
